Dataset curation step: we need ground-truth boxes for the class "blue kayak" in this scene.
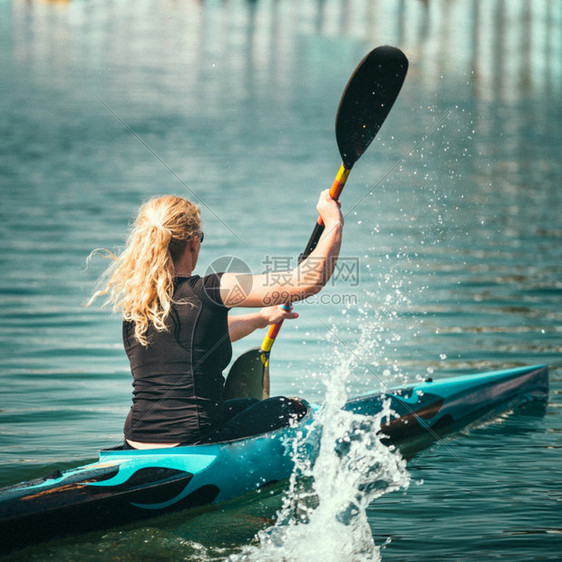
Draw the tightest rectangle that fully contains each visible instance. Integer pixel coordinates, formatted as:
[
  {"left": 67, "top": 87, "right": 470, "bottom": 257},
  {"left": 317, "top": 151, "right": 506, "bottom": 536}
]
[{"left": 0, "top": 364, "right": 548, "bottom": 553}]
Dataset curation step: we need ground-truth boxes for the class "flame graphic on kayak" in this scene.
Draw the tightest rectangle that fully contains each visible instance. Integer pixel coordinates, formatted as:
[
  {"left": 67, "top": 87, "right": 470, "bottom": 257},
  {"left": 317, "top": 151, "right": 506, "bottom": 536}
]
[{"left": 85, "top": 463, "right": 220, "bottom": 510}]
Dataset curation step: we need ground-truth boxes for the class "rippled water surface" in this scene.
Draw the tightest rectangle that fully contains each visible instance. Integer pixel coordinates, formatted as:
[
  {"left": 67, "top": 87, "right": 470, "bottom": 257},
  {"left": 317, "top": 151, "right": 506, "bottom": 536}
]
[{"left": 1, "top": 0, "right": 561, "bottom": 560}]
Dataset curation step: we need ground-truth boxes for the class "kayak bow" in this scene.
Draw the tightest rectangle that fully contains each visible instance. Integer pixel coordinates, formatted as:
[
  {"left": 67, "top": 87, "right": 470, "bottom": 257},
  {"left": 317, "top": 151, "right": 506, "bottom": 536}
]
[{"left": 0, "top": 364, "right": 548, "bottom": 553}]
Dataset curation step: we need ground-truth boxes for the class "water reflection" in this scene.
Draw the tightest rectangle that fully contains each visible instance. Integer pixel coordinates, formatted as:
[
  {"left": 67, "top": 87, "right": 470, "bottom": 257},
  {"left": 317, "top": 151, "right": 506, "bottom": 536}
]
[{"left": 10, "top": 1, "right": 560, "bottom": 99}]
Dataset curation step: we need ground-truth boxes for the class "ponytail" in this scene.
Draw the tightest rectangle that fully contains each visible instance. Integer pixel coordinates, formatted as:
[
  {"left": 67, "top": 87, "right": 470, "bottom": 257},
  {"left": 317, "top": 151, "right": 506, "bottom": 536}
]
[{"left": 89, "top": 195, "right": 201, "bottom": 346}]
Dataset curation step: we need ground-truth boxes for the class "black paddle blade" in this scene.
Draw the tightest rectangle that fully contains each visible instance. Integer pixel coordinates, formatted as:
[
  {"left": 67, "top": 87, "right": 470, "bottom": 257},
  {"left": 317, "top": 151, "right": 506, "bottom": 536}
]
[
  {"left": 336, "top": 46, "right": 408, "bottom": 169},
  {"left": 224, "top": 348, "right": 268, "bottom": 401}
]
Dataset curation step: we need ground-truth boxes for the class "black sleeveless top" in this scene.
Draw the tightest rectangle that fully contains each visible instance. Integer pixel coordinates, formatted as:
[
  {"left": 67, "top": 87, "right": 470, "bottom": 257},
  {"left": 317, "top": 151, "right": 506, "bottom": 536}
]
[{"left": 123, "top": 274, "right": 232, "bottom": 444}]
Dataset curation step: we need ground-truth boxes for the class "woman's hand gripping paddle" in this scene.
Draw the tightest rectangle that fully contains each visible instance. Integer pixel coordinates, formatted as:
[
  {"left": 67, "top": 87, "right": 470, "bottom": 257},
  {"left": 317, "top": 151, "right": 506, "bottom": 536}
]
[{"left": 224, "top": 46, "right": 409, "bottom": 401}]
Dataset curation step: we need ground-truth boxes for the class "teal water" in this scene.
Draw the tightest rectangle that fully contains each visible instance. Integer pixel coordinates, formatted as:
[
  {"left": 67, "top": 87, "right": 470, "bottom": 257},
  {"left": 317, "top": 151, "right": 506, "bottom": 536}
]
[{"left": 1, "top": 0, "right": 561, "bottom": 559}]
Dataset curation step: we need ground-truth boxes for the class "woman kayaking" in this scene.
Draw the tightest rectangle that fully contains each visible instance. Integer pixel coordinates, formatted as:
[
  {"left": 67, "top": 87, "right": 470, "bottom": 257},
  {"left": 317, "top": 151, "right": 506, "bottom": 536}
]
[{"left": 90, "top": 191, "right": 343, "bottom": 450}]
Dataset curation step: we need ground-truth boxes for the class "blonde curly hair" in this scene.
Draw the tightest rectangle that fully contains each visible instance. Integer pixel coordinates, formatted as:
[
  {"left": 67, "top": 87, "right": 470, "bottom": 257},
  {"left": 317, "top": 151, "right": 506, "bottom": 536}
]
[{"left": 89, "top": 195, "right": 202, "bottom": 346}]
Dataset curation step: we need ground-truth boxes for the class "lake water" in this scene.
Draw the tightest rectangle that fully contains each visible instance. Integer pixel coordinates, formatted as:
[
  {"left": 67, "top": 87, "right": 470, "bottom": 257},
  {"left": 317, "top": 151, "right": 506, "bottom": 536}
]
[{"left": 1, "top": 0, "right": 561, "bottom": 560}]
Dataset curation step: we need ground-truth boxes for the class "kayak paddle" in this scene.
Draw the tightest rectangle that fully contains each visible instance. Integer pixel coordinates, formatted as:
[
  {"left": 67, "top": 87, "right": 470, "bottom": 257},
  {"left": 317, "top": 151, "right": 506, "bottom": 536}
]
[{"left": 224, "top": 46, "right": 409, "bottom": 401}]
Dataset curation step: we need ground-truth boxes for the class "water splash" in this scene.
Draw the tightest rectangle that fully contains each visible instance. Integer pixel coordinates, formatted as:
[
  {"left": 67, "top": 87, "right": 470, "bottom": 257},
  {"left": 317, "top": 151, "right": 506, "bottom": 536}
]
[{"left": 231, "top": 328, "right": 411, "bottom": 561}]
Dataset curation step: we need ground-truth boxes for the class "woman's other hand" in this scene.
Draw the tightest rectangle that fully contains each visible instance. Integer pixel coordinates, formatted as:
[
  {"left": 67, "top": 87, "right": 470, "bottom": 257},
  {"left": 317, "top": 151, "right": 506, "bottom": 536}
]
[{"left": 258, "top": 305, "right": 299, "bottom": 328}]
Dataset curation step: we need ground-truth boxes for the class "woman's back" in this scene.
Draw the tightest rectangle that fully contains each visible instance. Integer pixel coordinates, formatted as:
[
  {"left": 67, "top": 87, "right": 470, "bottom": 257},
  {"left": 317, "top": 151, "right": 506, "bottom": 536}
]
[{"left": 123, "top": 275, "right": 231, "bottom": 445}]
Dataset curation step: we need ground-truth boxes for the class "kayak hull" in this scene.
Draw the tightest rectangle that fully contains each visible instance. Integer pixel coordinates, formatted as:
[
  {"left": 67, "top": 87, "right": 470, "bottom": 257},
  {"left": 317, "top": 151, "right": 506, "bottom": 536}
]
[{"left": 0, "top": 365, "right": 548, "bottom": 553}]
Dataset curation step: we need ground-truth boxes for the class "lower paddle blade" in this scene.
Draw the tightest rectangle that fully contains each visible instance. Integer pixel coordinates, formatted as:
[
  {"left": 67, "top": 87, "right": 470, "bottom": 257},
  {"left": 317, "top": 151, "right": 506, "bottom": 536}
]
[
  {"left": 336, "top": 46, "right": 408, "bottom": 169},
  {"left": 224, "top": 348, "right": 268, "bottom": 400}
]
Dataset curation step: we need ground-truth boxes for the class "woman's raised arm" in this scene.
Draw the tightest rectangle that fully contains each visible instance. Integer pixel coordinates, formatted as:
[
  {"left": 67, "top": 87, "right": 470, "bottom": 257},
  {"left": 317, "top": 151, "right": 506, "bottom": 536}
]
[{"left": 220, "top": 189, "right": 343, "bottom": 309}]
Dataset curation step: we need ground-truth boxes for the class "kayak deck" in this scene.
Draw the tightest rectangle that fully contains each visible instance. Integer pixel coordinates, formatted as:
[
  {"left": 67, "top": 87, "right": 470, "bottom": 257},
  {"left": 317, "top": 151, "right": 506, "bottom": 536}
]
[
  {"left": 0, "top": 364, "right": 548, "bottom": 553},
  {"left": 345, "top": 364, "right": 549, "bottom": 440}
]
